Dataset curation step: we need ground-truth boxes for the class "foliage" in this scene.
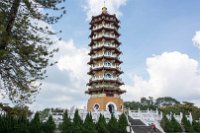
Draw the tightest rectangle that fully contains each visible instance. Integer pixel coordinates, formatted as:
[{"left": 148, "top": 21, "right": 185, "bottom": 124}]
[
  {"left": 124, "top": 101, "right": 157, "bottom": 110},
  {"left": 83, "top": 113, "right": 97, "bottom": 133},
  {"left": 107, "top": 114, "right": 118, "bottom": 133},
  {"left": 96, "top": 114, "right": 109, "bottom": 133},
  {"left": 0, "top": 104, "right": 32, "bottom": 118},
  {"left": 0, "top": 114, "right": 29, "bottom": 133},
  {"left": 29, "top": 112, "right": 41, "bottom": 133},
  {"left": 160, "top": 103, "right": 200, "bottom": 120},
  {"left": 125, "top": 96, "right": 200, "bottom": 121},
  {"left": 16, "top": 115, "right": 30, "bottom": 133},
  {"left": 0, "top": 110, "right": 57, "bottom": 133},
  {"left": 160, "top": 115, "right": 173, "bottom": 132},
  {"left": 0, "top": 0, "right": 66, "bottom": 104},
  {"left": 192, "top": 120, "right": 200, "bottom": 132},
  {"left": 60, "top": 110, "right": 73, "bottom": 133},
  {"left": 42, "top": 115, "right": 56, "bottom": 133},
  {"left": 118, "top": 113, "right": 128, "bottom": 133},
  {"left": 160, "top": 115, "right": 182, "bottom": 132},
  {"left": 72, "top": 110, "right": 83, "bottom": 133},
  {"left": 171, "top": 115, "right": 182, "bottom": 132},
  {"left": 155, "top": 96, "right": 180, "bottom": 107},
  {"left": 39, "top": 108, "right": 50, "bottom": 120},
  {"left": 181, "top": 114, "right": 193, "bottom": 132}
]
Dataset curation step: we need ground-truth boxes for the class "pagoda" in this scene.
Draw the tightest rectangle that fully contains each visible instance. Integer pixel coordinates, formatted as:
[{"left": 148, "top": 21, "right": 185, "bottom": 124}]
[{"left": 85, "top": 7, "right": 126, "bottom": 113}]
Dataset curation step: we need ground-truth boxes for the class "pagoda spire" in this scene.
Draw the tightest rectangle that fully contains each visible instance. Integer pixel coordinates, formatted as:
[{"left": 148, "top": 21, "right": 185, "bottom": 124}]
[{"left": 102, "top": 0, "right": 107, "bottom": 14}]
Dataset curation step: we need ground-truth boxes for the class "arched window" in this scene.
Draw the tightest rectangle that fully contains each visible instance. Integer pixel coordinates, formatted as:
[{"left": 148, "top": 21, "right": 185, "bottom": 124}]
[
  {"left": 105, "top": 73, "right": 112, "bottom": 78},
  {"left": 93, "top": 104, "right": 100, "bottom": 111}
]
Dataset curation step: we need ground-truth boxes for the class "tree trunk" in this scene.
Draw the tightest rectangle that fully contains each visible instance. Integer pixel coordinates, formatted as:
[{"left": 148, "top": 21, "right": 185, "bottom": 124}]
[{"left": 0, "top": 0, "right": 21, "bottom": 50}]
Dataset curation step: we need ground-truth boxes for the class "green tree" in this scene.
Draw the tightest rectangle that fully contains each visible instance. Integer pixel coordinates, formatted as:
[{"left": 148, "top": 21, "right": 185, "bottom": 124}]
[
  {"left": 96, "top": 114, "right": 108, "bottom": 133},
  {"left": 83, "top": 113, "right": 97, "bottom": 133},
  {"left": 160, "top": 115, "right": 173, "bottom": 132},
  {"left": 182, "top": 114, "right": 193, "bottom": 132},
  {"left": 16, "top": 115, "right": 29, "bottom": 133},
  {"left": 171, "top": 115, "right": 182, "bottom": 132},
  {"left": 42, "top": 115, "right": 56, "bottom": 133},
  {"left": 192, "top": 120, "right": 200, "bottom": 132},
  {"left": 72, "top": 110, "right": 83, "bottom": 133},
  {"left": 0, "top": 114, "right": 15, "bottom": 133},
  {"left": 118, "top": 113, "right": 128, "bottom": 133},
  {"left": 0, "top": 113, "right": 30, "bottom": 133},
  {"left": 29, "top": 112, "right": 41, "bottom": 133},
  {"left": 0, "top": 0, "right": 66, "bottom": 104},
  {"left": 155, "top": 96, "right": 180, "bottom": 107},
  {"left": 60, "top": 110, "right": 73, "bottom": 133},
  {"left": 107, "top": 114, "right": 118, "bottom": 133}
]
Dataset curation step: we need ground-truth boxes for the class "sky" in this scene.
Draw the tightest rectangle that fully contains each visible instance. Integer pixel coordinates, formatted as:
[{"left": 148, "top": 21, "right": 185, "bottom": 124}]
[{"left": 2, "top": 0, "right": 200, "bottom": 111}]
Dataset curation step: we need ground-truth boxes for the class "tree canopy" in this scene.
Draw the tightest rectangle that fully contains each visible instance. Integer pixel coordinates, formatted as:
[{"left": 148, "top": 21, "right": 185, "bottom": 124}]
[
  {"left": 83, "top": 113, "right": 97, "bottom": 133},
  {"left": 0, "top": 0, "right": 66, "bottom": 104},
  {"left": 60, "top": 110, "right": 73, "bottom": 133}
]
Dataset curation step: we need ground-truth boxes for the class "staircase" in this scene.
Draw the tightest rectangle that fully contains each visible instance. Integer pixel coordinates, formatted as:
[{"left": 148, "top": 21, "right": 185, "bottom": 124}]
[{"left": 128, "top": 116, "right": 163, "bottom": 133}]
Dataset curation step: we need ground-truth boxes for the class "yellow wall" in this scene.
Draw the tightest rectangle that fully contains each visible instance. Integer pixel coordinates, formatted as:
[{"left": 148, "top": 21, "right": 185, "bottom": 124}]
[{"left": 87, "top": 96, "right": 123, "bottom": 112}]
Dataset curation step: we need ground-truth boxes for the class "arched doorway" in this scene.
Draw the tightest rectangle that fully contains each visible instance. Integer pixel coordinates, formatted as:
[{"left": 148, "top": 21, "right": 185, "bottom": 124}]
[{"left": 108, "top": 104, "right": 115, "bottom": 114}]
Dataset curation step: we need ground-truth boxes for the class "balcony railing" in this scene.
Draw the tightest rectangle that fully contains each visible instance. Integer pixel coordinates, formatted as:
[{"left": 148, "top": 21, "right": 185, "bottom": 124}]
[
  {"left": 91, "top": 54, "right": 117, "bottom": 59},
  {"left": 93, "top": 34, "right": 117, "bottom": 40},
  {"left": 92, "top": 43, "right": 116, "bottom": 49},
  {"left": 90, "top": 77, "right": 123, "bottom": 82},
  {"left": 91, "top": 77, "right": 117, "bottom": 81},
  {"left": 91, "top": 65, "right": 121, "bottom": 70},
  {"left": 93, "top": 24, "right": 116, "bottom": 30},
  {"left": 95, "top": 85, "right": 116, "bottom": 88}
]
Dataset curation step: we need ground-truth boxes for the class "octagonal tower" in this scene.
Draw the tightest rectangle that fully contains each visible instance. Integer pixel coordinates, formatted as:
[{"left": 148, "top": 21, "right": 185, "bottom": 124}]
[{"left": 86, "top": 7, "right": 126, "bottom": 113}]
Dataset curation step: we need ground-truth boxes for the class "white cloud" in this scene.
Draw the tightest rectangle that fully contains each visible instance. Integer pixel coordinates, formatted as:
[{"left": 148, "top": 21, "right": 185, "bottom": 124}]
[
  {"left": 55, "top": 40, "right": 89, "bottom": 80},
  {"left": 83, "top": 0, "right": 127, "bottom": 20},
  {"left": 29, "top": 39, "right": 90, "bottom": 111},
  {"left": 122, "top": 51, "right": 200, "bottom": 104},
  {"left": 192, "top": 31, "right": 200, "bottom": 49}
]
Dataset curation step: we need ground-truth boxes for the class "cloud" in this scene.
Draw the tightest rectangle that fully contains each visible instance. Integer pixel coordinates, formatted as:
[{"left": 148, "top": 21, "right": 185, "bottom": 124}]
[
  {"left": 192, "top": 31, "right": 200, "bottom": 49},
  {"left": 122, "top": 51, "right": 200, "bottom": 104},
  {"left": 55, "top": 40, "right": 89, "bottom": 80},
  {"left": 83, "top": 0, "right": 127, "bottom": 20},
  {"left": 29, "top": 39, "right": 90, "bottom": 111}
]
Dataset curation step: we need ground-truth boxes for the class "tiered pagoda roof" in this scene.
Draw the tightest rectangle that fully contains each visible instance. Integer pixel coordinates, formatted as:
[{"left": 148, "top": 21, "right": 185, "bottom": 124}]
[{"left": 86, "top": 7, "right": 126, "bottom": 96}]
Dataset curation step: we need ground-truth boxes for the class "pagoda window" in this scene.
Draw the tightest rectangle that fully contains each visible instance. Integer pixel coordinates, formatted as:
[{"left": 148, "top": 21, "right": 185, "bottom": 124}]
[
  {"left": 105, "top": 73, "right": 112, "bottom": 78},
  {"left": 104, "top": 62, "right": 112, "bottom": 66}
]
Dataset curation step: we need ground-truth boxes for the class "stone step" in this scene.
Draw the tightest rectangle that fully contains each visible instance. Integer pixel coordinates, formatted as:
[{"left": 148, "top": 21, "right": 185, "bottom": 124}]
[
  {"left": 128, "top": 116, "right": 146, "bottom": 125},
  {"left": 128, "top": 116, "right": 163, "bottom": 133}
]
